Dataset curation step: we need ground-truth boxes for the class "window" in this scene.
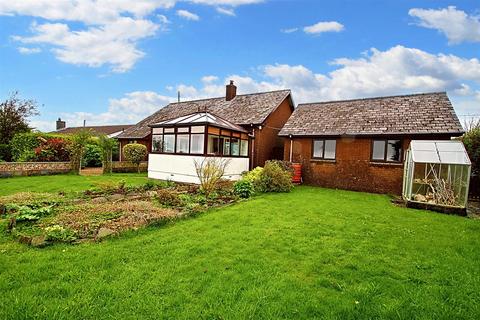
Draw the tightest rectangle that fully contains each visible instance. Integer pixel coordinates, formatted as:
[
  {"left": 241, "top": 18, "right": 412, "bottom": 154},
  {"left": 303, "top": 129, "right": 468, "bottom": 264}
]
[
  {"left": 231, "top": 138, "right": 240, "bottom": 156},
  {"left": 190, "top": 134, "right": 204, "bottom": 154},
  {"left": 152, "top": 135, "right": 163, "bottom": 152},
  {"left": 372, "top": 139, "right": 402, "bottom": 162},
  {"left": 176, "top": 134, "right": 189, "bottom": 153},
  {"left": 312, "top": 139, "right": 336, "bottom": 160},
  {"left": 163, "top": 135, "right": 175, "bottom": 153},
  {"left": 152, "top": 125, "right": 248, "bottom": 157},
  {"left": 240, "top": 140, "right": 249, "bottom": 156}
]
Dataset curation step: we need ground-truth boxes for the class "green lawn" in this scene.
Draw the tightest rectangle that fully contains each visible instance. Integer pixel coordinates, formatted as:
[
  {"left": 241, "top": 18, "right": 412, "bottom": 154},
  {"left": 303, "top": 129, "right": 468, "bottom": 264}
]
[
  {"left": 0, "top": 173, "right": 149, "bottom": 196},
  {"left": 1, "top": 181, "right": 480, "bottom": 318}
]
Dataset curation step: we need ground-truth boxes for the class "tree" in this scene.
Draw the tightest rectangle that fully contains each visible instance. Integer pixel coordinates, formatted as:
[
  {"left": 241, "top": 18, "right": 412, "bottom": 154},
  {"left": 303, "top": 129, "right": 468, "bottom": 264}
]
[
  {"left": 0, "top": 92, "right": 39, "bottom": 145},
  {"left": 98, "top": 135, "right": 117, "bottom": 174},
  {"left": 68, "top": 130, "right": 92, "bottom": 174},
  {"left": 462, "top": 119, "right": 480, "bottom": 175},
  {"left": 123, "top": 143, "right": 147, "bottom": 173}
]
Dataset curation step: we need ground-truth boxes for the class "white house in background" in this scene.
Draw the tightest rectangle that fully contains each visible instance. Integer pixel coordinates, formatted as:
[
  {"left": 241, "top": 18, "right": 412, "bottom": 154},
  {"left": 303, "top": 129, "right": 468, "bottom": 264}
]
[{"left": 148, "top": 111, "right": 250, "bottom": 183}]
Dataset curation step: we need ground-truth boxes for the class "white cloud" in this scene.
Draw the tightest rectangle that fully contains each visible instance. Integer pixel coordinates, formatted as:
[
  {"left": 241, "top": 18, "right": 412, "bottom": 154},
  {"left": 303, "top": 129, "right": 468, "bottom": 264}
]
[
  {"left": 2, "top": 0, "right": 262, "bottom": 71},
  {"left": 31, "top": 45, "right": 480, "bottom": 131},
  {"left": 176, "top": 9, "right": 200, "bottom": 21},
  {"left": 14, "top": 18, "right": 160, "bottom": 72},
  {"left": 216, "top": 7, "right": 235, "bottom": 16},
  {"left": 409, "top": 6, "right": 480, "bottom": 44},
  {"left": 303, "top": 21, "right": 344, "bottom": 34},
  {"left": 281, "top": 28, "right": 298, "bottom": 34},
  {"left": 202, "top": 75, "right": 219, "bottom": 83},
  {"left": 17, "top": 46, "right": 41, "bottom": 54}
]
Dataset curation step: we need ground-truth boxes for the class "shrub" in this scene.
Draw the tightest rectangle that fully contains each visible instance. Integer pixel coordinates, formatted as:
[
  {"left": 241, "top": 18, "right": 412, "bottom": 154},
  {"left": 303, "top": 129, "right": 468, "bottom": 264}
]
[
  {"left": 462, "top": 122, "right": 480, "bottom": 175},
  {"left": 123, "top": 143, "right": 147, "bottom": 173},
  {"left": 82, "top": 144, "right": 102, "bottom": 167},
  {"left": 68, "top": 130, "right": 92, "bottom": 174},
  {"left": 194, "top": 157, "right": 231, "bottom": 196},
  {"left": 34, "top": 138, "right": 70, "bottom": 162},
  {"left": 0, "top": 143, "right": 12, "bottom": 161},
  {"left": 242, "top": 167, "right": 264, "bottom": 191},
  {"left": 233, "top": 179, "right": 254, "bottom": 198},
  {"left": 156, "top": 189, "right": 182, "bottom": 207},
  {"left": 98, "top": 135, "right": 117, "bottom": 173},
  {"left": 257, "top": 160, "right": 293, "bottom": 193},
  {"left": 44, "top": 225, "right": 77, "bottom": 242},
  {"left": 10, "top": 132, "right": 40, "bottom": 161}
]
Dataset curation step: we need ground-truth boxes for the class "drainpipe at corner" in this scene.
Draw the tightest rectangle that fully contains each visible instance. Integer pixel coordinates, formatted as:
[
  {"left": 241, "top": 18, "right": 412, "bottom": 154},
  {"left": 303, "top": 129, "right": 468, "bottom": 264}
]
[{"left": 289, "top": 134, "right": 293, "bottom": 162}]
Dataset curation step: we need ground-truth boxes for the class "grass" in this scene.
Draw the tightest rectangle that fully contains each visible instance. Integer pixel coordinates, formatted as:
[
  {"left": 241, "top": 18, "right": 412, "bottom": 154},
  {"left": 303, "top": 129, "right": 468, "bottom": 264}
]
[
  {"left": 1, "top": 182, "right": 480, "bottom": 318},
  {"left": 0, "top": 173, "right": 149, "bottom": 196}
]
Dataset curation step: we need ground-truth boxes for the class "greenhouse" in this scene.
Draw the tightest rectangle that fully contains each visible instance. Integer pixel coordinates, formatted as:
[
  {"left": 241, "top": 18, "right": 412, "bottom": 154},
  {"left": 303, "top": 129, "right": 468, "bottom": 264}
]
[{"left": 403, "top": 140, "right": 471, "bottom": 209}]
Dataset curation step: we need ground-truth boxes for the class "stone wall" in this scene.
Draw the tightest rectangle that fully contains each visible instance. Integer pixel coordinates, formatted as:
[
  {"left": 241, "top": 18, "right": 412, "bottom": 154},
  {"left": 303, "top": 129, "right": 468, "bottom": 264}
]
[
  {"left": 0, "top": 162, "right": 71, "bottom": 178},
  {"left": 112, "top": 161, "right": 148, "bottom": 173}
]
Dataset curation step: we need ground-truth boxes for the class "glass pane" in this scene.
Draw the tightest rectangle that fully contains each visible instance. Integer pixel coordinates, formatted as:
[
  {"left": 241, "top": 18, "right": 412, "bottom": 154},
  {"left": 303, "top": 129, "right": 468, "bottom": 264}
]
[
  {"left": 207, "top": 135, "right": 220, "bottom": 155},
  {"left": 152, "top": 135, "right": 163, "bottom": 152},
  {"left": 240, "top": 140, "right": 249, "bottom": 156},
  {"left": 152, "top": 128, "right": 163, "bottom": 134},
  {"left": 372, "top": 140, "right": 385, "bottom": 160},
  {"left": 177, "top": 127, "right": 189, "bottom": 133},
  {"left": 222, "top": 137, "right": 230, "bottom": 156},
  {"left": 190, "top": 134, "right": 204, "bottom": 154},
  {"left": 191, "top": 126, "right": 205, "bottom": 133},
  {"left": 231, "top": 138, "right": 240, "bottom": 156},
  {"left": 163, "top": 135, "right": 175, "bottom": 153},
  {"left": 164, "top": 128, "right": 174, "bottom": 133},
  {"left": 386, "top": 140, "right": 402, "bottom": 162},
  {"left": 176, "top": 134, "right": 189, "bottom": 153},
  {"left": 324, "top": 140, "right": 336, "bottom": 159},
  {"left": 313, "top": 140, "right": 324, "bottom": 158}
]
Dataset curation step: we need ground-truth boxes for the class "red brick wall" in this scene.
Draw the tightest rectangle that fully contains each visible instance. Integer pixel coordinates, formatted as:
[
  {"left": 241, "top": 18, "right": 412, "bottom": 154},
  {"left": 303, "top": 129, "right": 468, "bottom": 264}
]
[
  {"left": 283, "top": 135, "right": 454, "bottom": 195},
  {"left": 252, "top": 97, "right": 293, "bottom": 167}
]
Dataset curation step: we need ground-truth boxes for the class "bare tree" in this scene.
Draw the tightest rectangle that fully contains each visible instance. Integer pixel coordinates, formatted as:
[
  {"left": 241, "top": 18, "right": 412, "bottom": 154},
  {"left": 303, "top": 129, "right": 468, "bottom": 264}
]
[{"left": 194, "top": 157, "right": 231, "bottom": 196}]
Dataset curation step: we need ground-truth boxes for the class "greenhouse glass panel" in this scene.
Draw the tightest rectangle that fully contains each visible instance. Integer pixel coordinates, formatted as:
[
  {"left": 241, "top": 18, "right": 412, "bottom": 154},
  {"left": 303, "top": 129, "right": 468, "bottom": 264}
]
[{"left": 403, "top": 140, "right": 472, "bottom": 208}]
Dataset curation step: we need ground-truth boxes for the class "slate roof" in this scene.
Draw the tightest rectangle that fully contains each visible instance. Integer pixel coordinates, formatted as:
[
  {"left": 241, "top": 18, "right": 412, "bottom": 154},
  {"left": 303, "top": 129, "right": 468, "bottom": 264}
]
[
  {"left": 118, "top": 90, "right": 292, "bottom": 139},
  {"left": 150, "top": 112, "right": 248, "bottom": 133},
  {"left": 54, "top": 125, "right": 133, "bottom": 136},
  {"left": 279, "top": 92, "right": 464, "bottom": 137}
]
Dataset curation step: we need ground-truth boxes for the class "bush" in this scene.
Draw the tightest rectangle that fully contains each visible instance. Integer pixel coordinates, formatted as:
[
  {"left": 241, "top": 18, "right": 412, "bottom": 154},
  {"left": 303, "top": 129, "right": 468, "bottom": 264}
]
[
  {"left": 257, "top": 161, "right": 293, "bottom": 193},
  {"left": 0, "top": 144, "right": 12, "bottom": 161},
  {"left": 44, "top": 225, "right": 77, "bottom": 242},
  {"left": 242, "top": 167, "right": 263, "bottom": 191},
  {"left": 194, "top": 157, "right": 230, "bottom": 196},
  {"left": 82, "top": 144, "right": 102, "bottom": 167},
  {"left": 462, "top": 124, "right": 480, "bottom": 175},
  {"left": 156, "top": 189, "right": 182, "bottom": 207},
  {"left": 233, "top": 179, "right": 254, "bottom": 198},
  {"left": 123, "top": 143, "right": 147, "bottom": 173},
  {"left": 10, "top": 132, "right": 41, "bottom": 161},
  {"left": 34, "top": 138, "right": 70, "bottom": 162}
]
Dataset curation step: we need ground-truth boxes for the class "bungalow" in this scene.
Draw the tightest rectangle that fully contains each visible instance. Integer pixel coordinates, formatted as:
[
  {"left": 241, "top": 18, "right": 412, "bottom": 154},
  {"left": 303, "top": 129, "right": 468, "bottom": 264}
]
[
  {"left": 117, "top": 81, "right": 295, "bottom": 182},
  {"left": 279, "top": 92, "right": 464, "bottom": 195},
  {"left": 53, "top": 118, "right": 133, "bottom": 138}
]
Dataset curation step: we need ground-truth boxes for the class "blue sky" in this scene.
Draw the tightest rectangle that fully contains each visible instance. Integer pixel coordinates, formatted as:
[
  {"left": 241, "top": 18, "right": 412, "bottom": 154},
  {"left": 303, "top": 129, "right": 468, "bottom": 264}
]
[{"left": 0, "top": 0, "right": 479, "bottom": 131}]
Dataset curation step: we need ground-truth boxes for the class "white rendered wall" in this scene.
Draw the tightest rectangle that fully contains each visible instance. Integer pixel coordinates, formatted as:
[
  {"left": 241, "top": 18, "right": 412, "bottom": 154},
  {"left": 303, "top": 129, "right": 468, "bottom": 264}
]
[{"left": 148, "top": 154, "right": 250, "bottom": 184}]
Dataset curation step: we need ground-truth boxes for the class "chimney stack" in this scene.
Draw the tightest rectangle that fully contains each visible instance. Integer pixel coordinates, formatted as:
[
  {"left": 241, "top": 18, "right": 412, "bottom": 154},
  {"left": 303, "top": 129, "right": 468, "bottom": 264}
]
[
  {"left": 226, "top": 80, "right": 237, "bottom": 101},
  {"left": 56, "top": 117, "right": 66, "bottom": 130}
]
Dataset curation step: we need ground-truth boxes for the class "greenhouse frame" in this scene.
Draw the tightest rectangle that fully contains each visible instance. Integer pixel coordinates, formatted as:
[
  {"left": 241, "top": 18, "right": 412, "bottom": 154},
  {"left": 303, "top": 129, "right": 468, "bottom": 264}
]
[{"left": 403, "top": 140, "right": 471, "bottom": 209}]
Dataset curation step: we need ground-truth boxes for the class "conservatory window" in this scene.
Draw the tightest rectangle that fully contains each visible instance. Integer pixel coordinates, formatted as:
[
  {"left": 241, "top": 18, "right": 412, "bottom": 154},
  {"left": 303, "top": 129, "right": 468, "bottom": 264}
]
[
  {"left": 231, "top": 138, "right": 240, "bottom": 156},
  {"left": 176, "top": 134, "right": 189, "bottom": 153},
  {"left": 240, "top": 140, "right": 249, "bottom": 156},
  {"left": 190, "top": 134, "right": 204, "bottom": 154},
  {"left": 163, "top": 135, "right": 175, "bottom": 153},
  {"left": 152, "top": 135, "right": 163, "bottom": 152},
  {"left": 313, "top": 139, "right": 336, "bottom": 160},
  {"left": 372, "top": 139, "right": 402, "bottom": 162}
]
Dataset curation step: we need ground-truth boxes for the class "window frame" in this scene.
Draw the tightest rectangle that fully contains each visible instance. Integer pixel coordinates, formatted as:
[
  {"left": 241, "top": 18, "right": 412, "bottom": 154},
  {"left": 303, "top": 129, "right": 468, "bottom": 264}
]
[
  {"left": 311, "top": 139, "right": 337, "bottom": 160},
  {"left": 370, "top": 139, "right": 403, "bottom": 163},
  {"left": 151, "top": 125, "right": 249, "bottom": 158}
]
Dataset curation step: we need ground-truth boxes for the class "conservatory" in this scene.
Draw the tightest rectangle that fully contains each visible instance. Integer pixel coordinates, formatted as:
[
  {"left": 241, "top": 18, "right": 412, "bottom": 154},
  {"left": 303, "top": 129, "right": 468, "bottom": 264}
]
[
  {"left": 147, "top": 112, "right": 250, "bottom": 184},
  {"left": 402, "top": 140, "right": 471, "bottom": 211}
]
